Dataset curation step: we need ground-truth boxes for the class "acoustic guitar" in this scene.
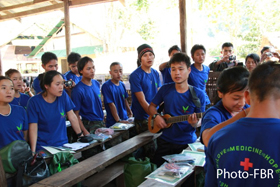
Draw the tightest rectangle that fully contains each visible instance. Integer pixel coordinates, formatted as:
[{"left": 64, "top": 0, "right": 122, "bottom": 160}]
[{"left": 148, "top": 113, "right": 204, "bottom": 133}]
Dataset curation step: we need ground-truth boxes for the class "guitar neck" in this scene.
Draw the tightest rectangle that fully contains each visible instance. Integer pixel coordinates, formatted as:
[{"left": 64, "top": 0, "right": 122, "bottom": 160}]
[{"left": 166, "top": 113, "right": 204, "bottom": 124}]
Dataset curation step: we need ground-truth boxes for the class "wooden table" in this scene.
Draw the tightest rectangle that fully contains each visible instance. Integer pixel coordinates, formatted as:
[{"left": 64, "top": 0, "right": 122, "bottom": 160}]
[{"left": 31, "top": 131, "right": 160, "bottom": 187}]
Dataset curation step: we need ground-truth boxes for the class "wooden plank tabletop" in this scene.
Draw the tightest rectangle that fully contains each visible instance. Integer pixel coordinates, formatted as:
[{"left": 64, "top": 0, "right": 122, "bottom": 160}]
[
  {"left": 75, "top": 131, "right": 124, "bottom": 153},
  {"left": 31, "top": 131, "right": 160, "bottom": 187}
]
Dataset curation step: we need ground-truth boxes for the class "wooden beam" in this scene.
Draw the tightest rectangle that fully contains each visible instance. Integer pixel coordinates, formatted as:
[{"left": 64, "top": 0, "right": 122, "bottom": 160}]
[
  {"left": 70, "top": 0, "right": 116, "bottom": 7},
  {"left": 0, "top": 0, "right": 118, "bottom": 22},
  {"left": 118, "top": 0, "right": 125, "bottom": 6},
  {"left": 64, "top": 0, "right": 71, "bottom": 56},
  {"left": 0, "top": 4, "right": 63, "bottom": 21},
  {"left": 179, "top": 0, "right": 187, "bottom": 53},
  {"left": 0, "top": 0, "right": 50, "bottom": 12}
]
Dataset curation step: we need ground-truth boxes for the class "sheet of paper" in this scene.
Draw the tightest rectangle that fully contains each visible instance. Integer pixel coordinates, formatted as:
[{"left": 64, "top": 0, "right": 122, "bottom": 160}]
[
  {"left": 63, "top": 142, "right": 90, "bottom": 150},
  {"left": 42, "top": 146, "right": 75, "bottom": 154}
]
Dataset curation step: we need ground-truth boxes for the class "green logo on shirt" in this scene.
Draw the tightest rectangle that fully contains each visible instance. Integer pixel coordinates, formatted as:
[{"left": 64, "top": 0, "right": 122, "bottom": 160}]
[
  {"left": 122, "top": 94, "right": 125, "bottom": 98},
  {"left": 60, "top": 110, "right": 65, "bottom": 118},
  {"left": 16, "top": 124, "right": 22, "bottom": 131},
  {"left": 16, "top": 124, "right": 22, "bottom": 134},
  {"left": 155, "top": 82, "right": 158, "bottom": 87},
  {"left": 204, "top": 80, "right": 207, "bottom": 83},
  {"left": 98, "top": 94, "right": 101, "bottom": 98},
  {"left": 182, "top": 106, "right": 189, "bottom": 113}
]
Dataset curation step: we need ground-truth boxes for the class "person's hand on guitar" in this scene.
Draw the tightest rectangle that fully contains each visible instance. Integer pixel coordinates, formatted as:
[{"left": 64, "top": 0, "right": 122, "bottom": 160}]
[
  {"left": 188, "top": 113, "right": 198, "bottom": 128},
  {"left": 154, "top": 115, "right": 168, "bottom": 129}
]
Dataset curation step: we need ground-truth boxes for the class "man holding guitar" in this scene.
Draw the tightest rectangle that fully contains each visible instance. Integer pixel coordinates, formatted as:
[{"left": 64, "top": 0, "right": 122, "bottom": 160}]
[{"left": 148, "top": 52, "right": 206, "bottom": 167}]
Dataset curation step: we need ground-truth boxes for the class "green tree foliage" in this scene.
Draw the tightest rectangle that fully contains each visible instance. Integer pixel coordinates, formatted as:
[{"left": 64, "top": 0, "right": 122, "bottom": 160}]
[{"left": 197, "top": 0, "right": 280, "bottom": 58}]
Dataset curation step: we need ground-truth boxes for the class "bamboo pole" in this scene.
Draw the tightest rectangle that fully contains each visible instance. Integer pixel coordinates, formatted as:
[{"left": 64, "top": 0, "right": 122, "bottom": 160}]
[
  {"left": 179, "top": 0, "right": 187, "bottom": 53},
  {"left": 64, "top": 0, "right": 71, "bottom": 56}
]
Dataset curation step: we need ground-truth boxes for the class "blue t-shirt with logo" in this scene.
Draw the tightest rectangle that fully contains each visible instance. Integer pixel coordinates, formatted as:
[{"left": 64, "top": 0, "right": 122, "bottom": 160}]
[
  {"left": 188, "top": 64, "right": 210, "bottom": 105},
  {"left": 201, "top": 100, "right": 250, "bottom": 145},
  {"left": 205, "top": 118, "right": 280, "bottom": 187},
  {"left": 27, "top": 91, "right": 74, "bottom": 151},
  {"left": 10, "top": 92, "right": 30, "bottom": 109},
  {"left": 32, "top": 73, "right": 66, "bottom": 94},
  {"left": 71, "top": 80, "right": 104, "bottom": 121},
  {"left": 101, "top": 80, "right": 129, "bottom": 127},
  {"left": 0, "top": 104, "right": 28, "bottom": 149},
  {"left": 64, "top": 71, "right": 82, "bottom": 84},
  {"left": 160, "top": 67, "right": 174, "bottom": 84},
  {"left": 152, "top": 83, "right": 206, "bottom": 145},
  {"left": 129, "top": 66, "right": 161, "bottom": 120}
]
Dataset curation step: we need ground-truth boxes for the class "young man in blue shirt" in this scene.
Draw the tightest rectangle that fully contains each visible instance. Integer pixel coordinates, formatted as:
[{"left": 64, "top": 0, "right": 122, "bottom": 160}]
[
  {"left": 64, "top": 52, "right": 82, "bottom": 84},
  {"left": 205, "top": 62, "right": 280, "bottom": 186},
  {"left": 188, "top": 44, "right": 210, "bottom": 106},
  {"left": 101, "top": 62, "right": 132, "bottom": 127},
  {"left": 149, "top": 52, "right": 206, "bottom": 167},
  {"left": 71, "top": 56, "right": 104, "bottom": 158},
  {"left": 159, "top": 45, "right": 181, "bottom": 84},
  {"left": 71, "top": 56, "right": 104, "bottom": 135},
  {"left": 129, "top": 44, "right": 161, "bottom": 135},
  {"left": 32, "top": 52, "right": 67, "bottom": 94}
]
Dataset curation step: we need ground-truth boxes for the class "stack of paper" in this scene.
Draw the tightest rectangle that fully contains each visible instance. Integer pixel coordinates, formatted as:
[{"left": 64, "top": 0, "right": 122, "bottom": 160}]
[{"left": 63, "top": 142, "right": 90, "bottom": 151}]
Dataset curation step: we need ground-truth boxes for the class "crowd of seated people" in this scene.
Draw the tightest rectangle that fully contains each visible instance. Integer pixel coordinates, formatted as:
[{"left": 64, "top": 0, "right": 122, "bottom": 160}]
[{"left": 1, "top": 42, "right": 280, "bottom": 186}]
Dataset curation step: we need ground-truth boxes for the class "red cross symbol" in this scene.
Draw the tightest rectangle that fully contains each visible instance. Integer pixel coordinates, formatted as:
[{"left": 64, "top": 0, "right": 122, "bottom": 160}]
[{"left": 240, "top": 158, "right": 253, "bottom": 171}]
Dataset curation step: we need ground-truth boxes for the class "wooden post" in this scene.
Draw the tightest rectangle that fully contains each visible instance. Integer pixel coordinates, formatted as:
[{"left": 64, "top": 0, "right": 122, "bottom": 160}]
[
  {"left": 63, "top": 0, "right": 71, "bottom": 73},
  {"left": 64, "top": 0, "right": 71, "bottom": 56},
  {"left": 0, "top": 156, "right": 7, "bottom": 187},
  {"left": 179, "top": 0, "right": 187, "bottom": 53},
  {"left": 0, "top": 47, "right": 2, "bottom": 76}
]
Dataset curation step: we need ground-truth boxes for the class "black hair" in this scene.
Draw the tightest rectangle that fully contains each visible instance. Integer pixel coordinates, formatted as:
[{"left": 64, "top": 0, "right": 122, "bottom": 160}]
[
  {"left": 39, "top": 70, "right": 63, "bottom": 92},
  {"left": 190, "top": 44, "right": 206, "bottom": 57},
  {"left": 261, "top": 46, "right": 271, "bottom": 54},
  {"left": 245, "top": 53, "right": 260, "bottom": 65},
  {"left": 249, "top": 61, "right": 280, "bottom": 102},
  {"left": 0, "top": 76, "right": 13, "bottom": 85},
  {"left": 110, "top": 62, "right": 121, "bottom": 69},
  {"left": 222, "top": 42, "right": 234, "bottom": 49},
  {"left": 5, "top": 69, "right": 20, "bottom": 78},
  {"left": 23, "top": 79, "right": 30, "bottom": 87},
  {"left": 169, "top": 52, "right": 191, "bottom": 68},
  {"left": 168, "top": 45, "right": 181, "bottom": 56},
  {"left": 41, "top": 52, "right": 58, "bottom": 65},
  {"left": 67, "top": 52, "right": 81, "bottom": 65},
  {"left": 214, "top": 66, "right": 249, "bottom": 104},
  {"left": 137, "top": 60, "right": 141, "bottom": 67},
  {"left": 77, "top": 56, "right": 93, "bottom": 75}
]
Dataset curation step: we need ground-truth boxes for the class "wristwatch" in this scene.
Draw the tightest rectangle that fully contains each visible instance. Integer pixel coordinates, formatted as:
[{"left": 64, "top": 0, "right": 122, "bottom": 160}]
[{"left": 152, "top": 113, "right": 160, "bottom": 120}]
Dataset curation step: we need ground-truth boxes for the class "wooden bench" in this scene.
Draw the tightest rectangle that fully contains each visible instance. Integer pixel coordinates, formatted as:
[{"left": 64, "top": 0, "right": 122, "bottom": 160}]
[
  {"left": 83, "top": 161, "right": 125, "bottom": 187},
  {"left": 31, "top": 131, "right": 159, "bottom": 187}
]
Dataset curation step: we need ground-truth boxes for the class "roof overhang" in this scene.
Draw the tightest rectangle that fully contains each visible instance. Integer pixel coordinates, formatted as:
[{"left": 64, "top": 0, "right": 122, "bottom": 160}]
[{"left": 0, "top": 0, "right": 125, "bottom": 22}]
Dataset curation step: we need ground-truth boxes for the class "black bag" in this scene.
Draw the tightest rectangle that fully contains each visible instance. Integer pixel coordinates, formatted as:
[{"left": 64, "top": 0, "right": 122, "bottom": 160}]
[
  {"left": 16, "top": 154, "right": 50, "bottom": 187},
  {"left": 0, "top": 140, "right": 32, "bottom": 173}
]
